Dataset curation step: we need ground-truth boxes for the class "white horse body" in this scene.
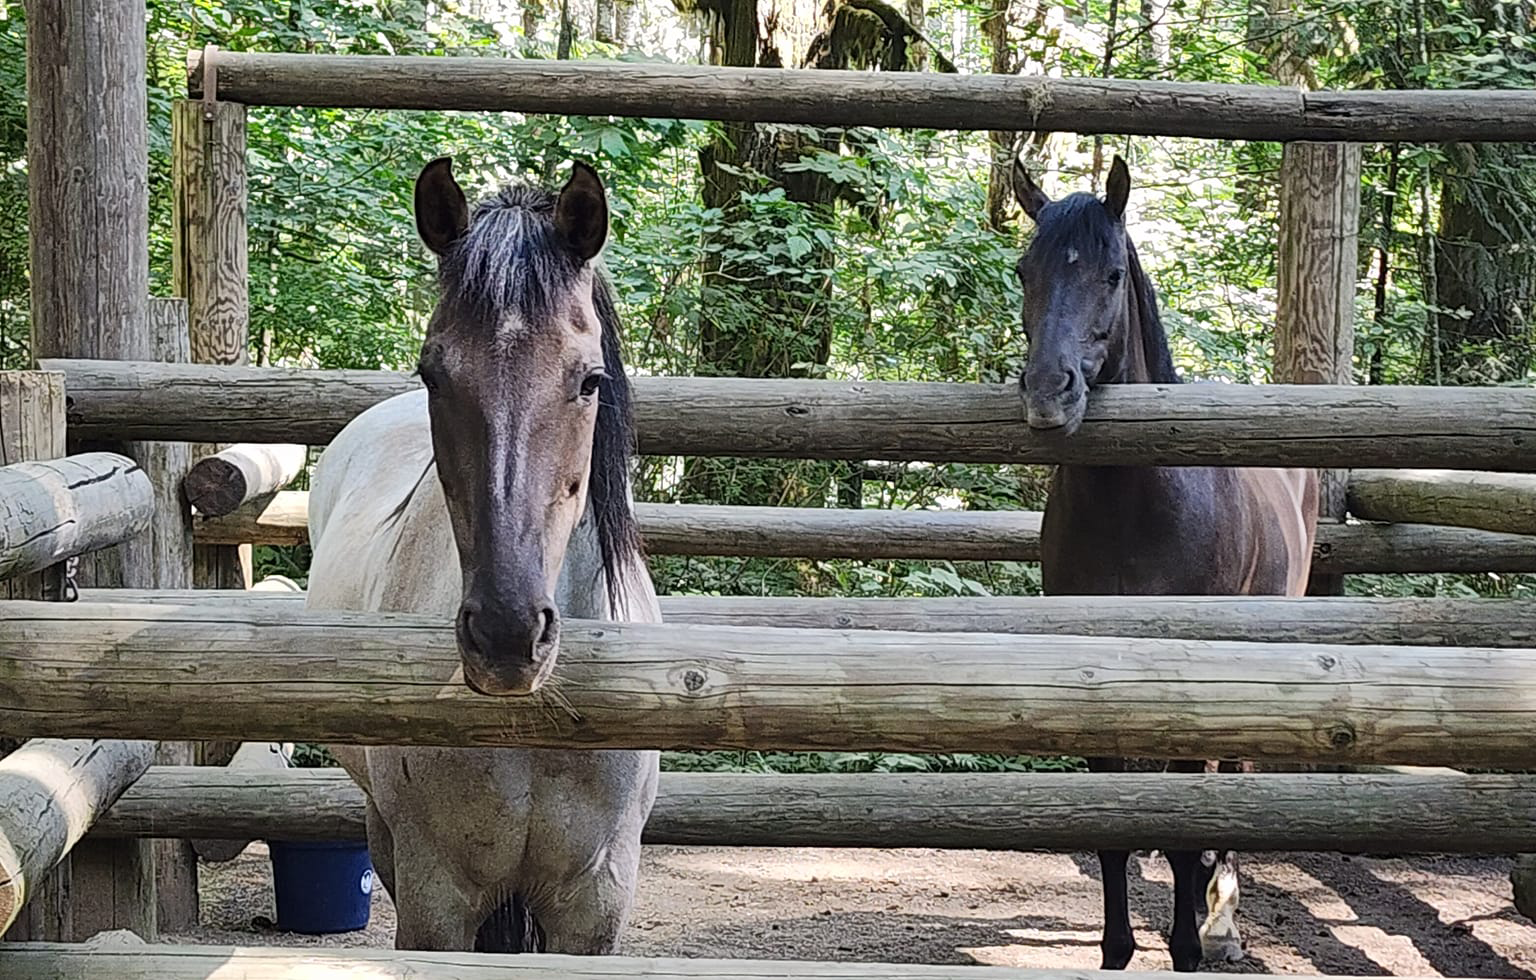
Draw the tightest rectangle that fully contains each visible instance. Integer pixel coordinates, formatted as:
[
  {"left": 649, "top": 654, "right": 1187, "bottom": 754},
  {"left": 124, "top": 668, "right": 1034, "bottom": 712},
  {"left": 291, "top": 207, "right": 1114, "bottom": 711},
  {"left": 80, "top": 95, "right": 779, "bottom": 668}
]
[{"left": 307, "top": 388, "right": 661, "bottom": 951}]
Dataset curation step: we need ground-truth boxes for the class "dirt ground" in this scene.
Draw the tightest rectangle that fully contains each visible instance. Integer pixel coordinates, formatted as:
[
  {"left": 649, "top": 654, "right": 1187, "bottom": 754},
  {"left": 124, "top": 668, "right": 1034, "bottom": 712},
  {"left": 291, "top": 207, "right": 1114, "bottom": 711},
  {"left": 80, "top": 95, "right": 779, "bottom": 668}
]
[{"left": 165, "top": 843, "right": 1536, "bottom": 976}]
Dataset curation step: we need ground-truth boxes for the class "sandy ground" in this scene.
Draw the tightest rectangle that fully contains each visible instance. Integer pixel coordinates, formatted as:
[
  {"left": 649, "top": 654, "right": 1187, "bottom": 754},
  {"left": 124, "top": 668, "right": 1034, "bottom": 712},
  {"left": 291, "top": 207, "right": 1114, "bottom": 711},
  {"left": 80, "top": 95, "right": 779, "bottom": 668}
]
[{"left": 165, "top": 843, "right": 1536, "bottom": 976}]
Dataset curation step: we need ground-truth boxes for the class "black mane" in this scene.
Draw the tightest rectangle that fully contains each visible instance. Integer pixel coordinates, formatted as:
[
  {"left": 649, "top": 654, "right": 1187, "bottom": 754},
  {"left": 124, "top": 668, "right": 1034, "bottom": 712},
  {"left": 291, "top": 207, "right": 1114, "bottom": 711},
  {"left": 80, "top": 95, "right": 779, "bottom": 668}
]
[
  {"left": 437, "top": 182, "right": 642, "bottom": 606},
  {"left": 1125, "top": 236, "right": 1181, "bottom": 386}
]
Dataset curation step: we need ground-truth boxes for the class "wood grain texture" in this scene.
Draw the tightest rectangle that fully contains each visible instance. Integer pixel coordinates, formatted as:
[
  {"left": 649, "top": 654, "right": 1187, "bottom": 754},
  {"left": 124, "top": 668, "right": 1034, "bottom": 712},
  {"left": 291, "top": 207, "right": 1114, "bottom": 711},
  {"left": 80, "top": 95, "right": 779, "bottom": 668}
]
[
  {"left": 128, "top": 299, "right": 198, "bottom": 932},
  {"left": 0, "top": 378, "right": 70, "bottom": 941},
  {"left": 0, "top": 454, "right": 154, "bottom": 581},
  {"left": 1274, "top": 141, "right": 1361, "bottom": 596},
  {"left": 92, "top": 767, "right": 1536, "bottom": 854},
  {"left": 187, "top": 492, "right": 1536, "bottom": 574},
  {"left": 173, "top": 99, "right": 251, "bottom": 593},
  {"left": 171, "top": 101, "right": 248, "bottom": 371},
  {"left": 39, "top": 360, "right": 1536, "bottom": 471},
  {"left": 0, "top": 739, "right": 155, "bottom": 936},
  {"left": 82, "top": 589, "right": 1536, "bottom": 648},
  {"left": 2, "top": 600, "right": 1534, "bottom": 766},
  {"left": 0, "top": 374, "right": 68, "bottom": 603},
  {"left": 1349, "top": 469, "right": 1536, "bottom": 537},
  {"left": 184, "top": 50, "right": 1536, "bottom": 142},
  {"left": 0, "top": 944, "right": 1469, "bottom": 980},
  {"left": 25, "top": 0, "right": 150, "bottom": 365},
  {"left": 182, "top": 444, "right": 305, "bottom": 517}
]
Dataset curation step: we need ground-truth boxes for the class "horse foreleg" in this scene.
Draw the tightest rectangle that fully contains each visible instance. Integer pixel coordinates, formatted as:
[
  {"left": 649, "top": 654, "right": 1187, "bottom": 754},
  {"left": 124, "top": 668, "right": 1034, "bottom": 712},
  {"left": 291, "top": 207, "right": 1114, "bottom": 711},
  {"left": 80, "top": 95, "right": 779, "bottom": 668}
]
[
  {"left": 1164, "top": 759, "right": 1208, "bottom": 972},
  {"left": 391, "top": 848, "right": 480, "bottom": 951},
  {"left": 364, "top": 800, "right": 397, "bottom": 902},
  {"left": 1200, "top": 850, "right": 1244, "bottom": 963},
  {"left": 532, "top": 853, "right": 644, "bottom": 955},
  {"left": 1199, "top": 760, "right": 1247, "bottom": 963},
  {"left": 1088, "top": 756, "right": 1135, "bottom": 970}
]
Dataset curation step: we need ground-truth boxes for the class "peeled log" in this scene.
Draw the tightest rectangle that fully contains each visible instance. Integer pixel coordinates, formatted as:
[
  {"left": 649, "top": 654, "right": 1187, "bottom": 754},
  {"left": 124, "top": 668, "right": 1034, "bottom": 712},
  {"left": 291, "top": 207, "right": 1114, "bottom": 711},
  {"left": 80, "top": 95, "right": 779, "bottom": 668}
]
[
  {"left": 1349, "top": 469, "right": 1536, "bottom": 538},
  {"left": 0, "top": 740, "right": 155, "bottom": 934},
  {"left": 94, "top": 766, "right": 1536, "bottom": 854},
  {"left": 0, "top": 945, "right": 1463, "bottom": 980},
  {"left": 191, "top": 492, "right": 1536, "bottom": 576},
  {"left": 72, "top": 590, "right": 1536, "bottom": 648},
  {"left": 184, "top": 48, "right": 1536, "bottom": 143},
  {"left": 182, "top": 445, "right": 305, "bottom": 518},
  {"left": 3, "top": 600, "right": 1536, "bottom": 767},
  {"left": 39, "top": 359, "right": 1536, "bottom": 470},
  {"left": 0, "top": 454, "right": 153, "bottom": 581}
]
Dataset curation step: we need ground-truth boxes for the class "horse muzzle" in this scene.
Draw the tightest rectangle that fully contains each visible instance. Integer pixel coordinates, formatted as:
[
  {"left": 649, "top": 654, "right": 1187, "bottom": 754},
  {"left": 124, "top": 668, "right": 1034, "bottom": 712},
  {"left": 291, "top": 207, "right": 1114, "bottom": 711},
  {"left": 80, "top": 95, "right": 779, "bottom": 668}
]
[
  {"left": 1021, "top": 363, "right": 1087, "bottom": 436},
  {"left": 455, "top": 595, "right": 561, "bottom": 696}
]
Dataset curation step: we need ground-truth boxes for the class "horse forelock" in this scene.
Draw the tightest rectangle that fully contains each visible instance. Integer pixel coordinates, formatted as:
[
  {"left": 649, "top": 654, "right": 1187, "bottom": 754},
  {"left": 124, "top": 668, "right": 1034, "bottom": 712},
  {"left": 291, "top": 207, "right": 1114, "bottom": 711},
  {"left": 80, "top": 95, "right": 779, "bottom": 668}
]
[{"left": 434, "top": 179, "right": 642, "bottom": 611}]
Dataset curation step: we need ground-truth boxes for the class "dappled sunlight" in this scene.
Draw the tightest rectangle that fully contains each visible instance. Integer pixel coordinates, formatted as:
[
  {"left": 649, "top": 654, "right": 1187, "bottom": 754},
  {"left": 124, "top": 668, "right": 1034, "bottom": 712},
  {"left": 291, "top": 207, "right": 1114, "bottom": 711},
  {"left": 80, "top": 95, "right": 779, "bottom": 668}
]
[{"left": 1245, "top": 861, "right": 1359, "bottom": 923}]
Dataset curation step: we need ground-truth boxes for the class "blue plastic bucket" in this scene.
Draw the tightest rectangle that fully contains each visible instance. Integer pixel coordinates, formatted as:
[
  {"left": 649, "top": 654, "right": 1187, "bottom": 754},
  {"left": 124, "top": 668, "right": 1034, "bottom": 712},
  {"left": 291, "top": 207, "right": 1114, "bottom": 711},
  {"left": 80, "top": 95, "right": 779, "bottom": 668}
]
[{"left": 267, "top": 839, "right": 374, "bottom": 934}]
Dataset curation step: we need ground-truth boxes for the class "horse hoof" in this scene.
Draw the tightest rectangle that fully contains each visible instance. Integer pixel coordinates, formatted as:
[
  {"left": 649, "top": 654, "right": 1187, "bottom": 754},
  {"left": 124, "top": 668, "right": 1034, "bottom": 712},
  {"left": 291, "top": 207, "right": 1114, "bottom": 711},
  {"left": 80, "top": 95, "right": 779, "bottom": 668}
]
[
  {"left": 1203, "top": 937, "right": 1245, "bottom": 964},
  {"left": 1100, "top": 944, "right": 1135, "bottom": 971}
]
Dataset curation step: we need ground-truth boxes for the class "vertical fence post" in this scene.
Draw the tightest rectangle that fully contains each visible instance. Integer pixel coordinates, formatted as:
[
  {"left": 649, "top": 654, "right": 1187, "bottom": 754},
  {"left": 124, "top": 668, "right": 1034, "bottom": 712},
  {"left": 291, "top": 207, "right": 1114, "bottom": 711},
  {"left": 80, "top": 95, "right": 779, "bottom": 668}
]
[
  {"left": 172, "top": 96, "right": 252, "bottom": 594},
  {"left": 0, "top": 371, "right": 71, "bottom": 942},
  {"left": 25, "top": 0, "right": 160, "bottom": 941},
  {"left": 1275, "top": 141, "right": 1362, "bottom": 596},
  {"left": 140, "top": 299, "right": 199, "bottom": 931}
]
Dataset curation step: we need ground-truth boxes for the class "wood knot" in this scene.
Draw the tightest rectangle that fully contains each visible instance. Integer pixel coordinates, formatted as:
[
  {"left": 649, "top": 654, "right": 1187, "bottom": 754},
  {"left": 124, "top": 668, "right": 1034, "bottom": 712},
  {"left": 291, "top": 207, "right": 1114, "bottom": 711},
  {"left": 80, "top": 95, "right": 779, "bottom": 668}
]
[
  {"left": 682, "top": 669, "right": 707, "bottom": 693},
  {"left": 1316, "top": 653, "right": 1338, "bottom": 671},
  {"left": 783, "top": 404, "right": 810, "bottom": 417},
  {"left": 1326, "top": 722, "right": 1356, "bottom": 750}
]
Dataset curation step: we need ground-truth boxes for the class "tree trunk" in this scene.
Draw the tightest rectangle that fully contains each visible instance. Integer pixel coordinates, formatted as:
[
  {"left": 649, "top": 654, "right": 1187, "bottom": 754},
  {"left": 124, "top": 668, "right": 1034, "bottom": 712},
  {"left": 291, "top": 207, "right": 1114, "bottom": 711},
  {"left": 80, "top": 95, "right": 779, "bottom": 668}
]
[
  {"left": 1432, "top": 143, "right": 1535, "bottom": 384},
  {"left": 595, "top": 0, "right": 616, "bottom": 42}
]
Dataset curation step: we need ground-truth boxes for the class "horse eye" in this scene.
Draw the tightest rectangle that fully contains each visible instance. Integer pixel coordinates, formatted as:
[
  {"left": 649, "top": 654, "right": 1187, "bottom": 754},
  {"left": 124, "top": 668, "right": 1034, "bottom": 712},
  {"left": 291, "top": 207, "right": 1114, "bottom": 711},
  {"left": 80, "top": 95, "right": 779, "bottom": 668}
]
[
  {"left": 1107, "top": 269, "right": 1125, "bottom": 287},
  {"left": 579, "top": 372, "right": 603, "bottom": 399}
]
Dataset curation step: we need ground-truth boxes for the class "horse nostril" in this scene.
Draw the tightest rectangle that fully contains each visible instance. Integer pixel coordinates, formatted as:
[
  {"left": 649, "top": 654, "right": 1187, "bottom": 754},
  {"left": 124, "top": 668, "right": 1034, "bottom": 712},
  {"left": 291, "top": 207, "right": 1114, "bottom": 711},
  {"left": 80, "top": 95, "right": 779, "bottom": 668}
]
[{"left": 535, "top": 605, "right": 559, "bottom": 647}]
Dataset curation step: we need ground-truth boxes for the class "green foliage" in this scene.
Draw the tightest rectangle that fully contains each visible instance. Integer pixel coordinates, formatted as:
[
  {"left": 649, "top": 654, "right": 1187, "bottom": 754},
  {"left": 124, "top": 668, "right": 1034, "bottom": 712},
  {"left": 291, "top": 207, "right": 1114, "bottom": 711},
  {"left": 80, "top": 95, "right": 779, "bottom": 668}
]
[{"left": 661, "top": 750, "right": 1085, "bottom": 773}]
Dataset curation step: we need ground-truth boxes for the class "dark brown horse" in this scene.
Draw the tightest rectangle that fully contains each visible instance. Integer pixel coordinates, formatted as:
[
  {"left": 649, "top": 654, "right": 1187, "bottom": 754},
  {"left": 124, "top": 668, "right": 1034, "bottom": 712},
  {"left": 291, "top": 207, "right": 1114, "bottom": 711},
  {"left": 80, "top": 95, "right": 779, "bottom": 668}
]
[{"left": 1012, "top": 156, "right": 1318, "bottom": 973}]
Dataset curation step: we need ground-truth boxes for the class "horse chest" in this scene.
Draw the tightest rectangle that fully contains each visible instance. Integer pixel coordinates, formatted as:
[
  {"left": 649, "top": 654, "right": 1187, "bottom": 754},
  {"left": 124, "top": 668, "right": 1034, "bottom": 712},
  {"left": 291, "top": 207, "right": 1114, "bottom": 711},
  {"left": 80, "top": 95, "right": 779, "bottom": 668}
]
[{"left": 1041, "top": 467, "right": 1256, "bottom": 595}]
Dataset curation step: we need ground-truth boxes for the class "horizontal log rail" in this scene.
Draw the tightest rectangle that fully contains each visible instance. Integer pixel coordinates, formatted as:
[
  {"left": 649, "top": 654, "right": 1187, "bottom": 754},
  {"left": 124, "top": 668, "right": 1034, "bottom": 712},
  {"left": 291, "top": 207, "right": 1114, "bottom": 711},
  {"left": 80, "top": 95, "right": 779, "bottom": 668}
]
[
  {"left": 0, "top": 739, "right": 156, "bottom": 935},
  {"left": 1349, "top": 469, "right": 1536, "bottom": 538},
  {"left": 194, "top": 490, "right": 1536, "bottom": 575},
  {"left": 2, "top": 600, "right": 1534, "bottom": 766},
  {"left": 82, "top": 589, "right": 1536, "bottom": 648},
  {"left": 0, "top": 943, "right": 1472, "bottom": 980},
  {"left": 184, "top": 50, "right": 1536, "bottom": 143},
  {"left": 94, "top": 766, "right": 1536, "bottom": 854},
  {"left": 0, "top": 453, "right": 153, "bottom": 581},
  {"left": 39, "top": 359, "right": 1536, "bottom": 470},
  {"left": 182, "top": 443, "right": 306, "bottom": 517}
]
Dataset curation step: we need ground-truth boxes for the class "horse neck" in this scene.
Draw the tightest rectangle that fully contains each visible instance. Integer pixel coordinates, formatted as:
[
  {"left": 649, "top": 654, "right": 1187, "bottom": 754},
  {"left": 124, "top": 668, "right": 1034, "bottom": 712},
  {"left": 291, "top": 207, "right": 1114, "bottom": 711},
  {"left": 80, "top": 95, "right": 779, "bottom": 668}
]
[{"left": 1108, "top": 237, "right": 1171, "bottom": 387}]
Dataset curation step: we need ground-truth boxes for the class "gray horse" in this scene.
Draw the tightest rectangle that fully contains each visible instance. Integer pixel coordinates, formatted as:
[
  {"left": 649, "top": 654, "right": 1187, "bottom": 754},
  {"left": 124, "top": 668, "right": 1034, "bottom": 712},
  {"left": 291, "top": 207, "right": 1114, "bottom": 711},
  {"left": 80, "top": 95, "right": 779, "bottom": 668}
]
[{"left": 306, "top": 157, "right": 660, "bottom": 952}]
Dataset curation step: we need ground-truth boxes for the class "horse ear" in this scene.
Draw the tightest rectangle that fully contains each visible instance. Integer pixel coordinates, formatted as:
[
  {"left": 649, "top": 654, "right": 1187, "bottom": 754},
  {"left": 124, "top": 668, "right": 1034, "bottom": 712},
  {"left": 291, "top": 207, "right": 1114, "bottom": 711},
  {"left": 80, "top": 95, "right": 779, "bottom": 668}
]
[
  {"left": 414, "top": 156, "right": 469, "bottom": 257},
  {"left": 1105, "top": 155, "right": 1131, "bottom": 222},
  {"left": 1011, "top": 158, "right": 1050, "bottom": 222},
  {"left": 556, "top": 161, "right": 609, "bottom": 262}
]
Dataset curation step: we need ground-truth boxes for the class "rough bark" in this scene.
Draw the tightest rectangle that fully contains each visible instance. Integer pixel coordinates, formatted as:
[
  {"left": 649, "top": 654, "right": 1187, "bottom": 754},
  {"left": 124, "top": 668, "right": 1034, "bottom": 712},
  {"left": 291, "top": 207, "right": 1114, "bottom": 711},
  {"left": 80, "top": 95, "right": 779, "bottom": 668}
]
[{"left": 185, "top": 50, "right": 1536, "bottom": 141}]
